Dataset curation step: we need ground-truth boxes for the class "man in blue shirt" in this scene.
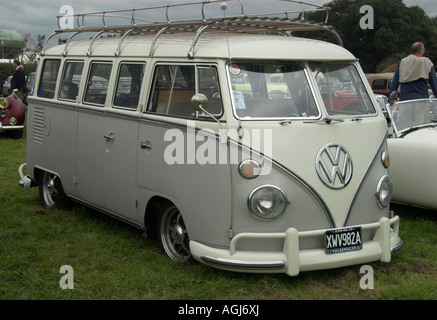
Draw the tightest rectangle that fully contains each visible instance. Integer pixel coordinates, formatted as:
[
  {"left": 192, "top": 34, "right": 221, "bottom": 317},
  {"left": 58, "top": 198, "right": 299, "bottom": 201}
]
[{"left": 389, "top": 42, "right": 437, "bottom": 101}]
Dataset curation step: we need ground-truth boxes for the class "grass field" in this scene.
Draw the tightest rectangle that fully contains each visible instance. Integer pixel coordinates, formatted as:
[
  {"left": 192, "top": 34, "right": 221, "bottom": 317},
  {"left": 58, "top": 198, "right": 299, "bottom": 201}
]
[{"left": 1, "top": 129, "right": 437, "bottom": 301}]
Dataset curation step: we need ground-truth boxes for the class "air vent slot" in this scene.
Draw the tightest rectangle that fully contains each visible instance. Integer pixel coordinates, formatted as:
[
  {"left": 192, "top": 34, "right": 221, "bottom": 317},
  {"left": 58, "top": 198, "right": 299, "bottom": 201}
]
[{"left": 32, "top": 107, "right": 45, "bottom": 143}]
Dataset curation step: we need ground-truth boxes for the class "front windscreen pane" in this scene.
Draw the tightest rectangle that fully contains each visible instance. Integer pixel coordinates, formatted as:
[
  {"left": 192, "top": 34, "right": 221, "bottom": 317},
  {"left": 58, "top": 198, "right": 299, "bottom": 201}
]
[
  {"left": 229, "top": 62, "right": 319, "bottom": 118},
  {"left": 310, "top": 63, "right": 376, "bottom": 116},
  {"left": 389, "top": 99, "right": 437, "bottom": 133}
]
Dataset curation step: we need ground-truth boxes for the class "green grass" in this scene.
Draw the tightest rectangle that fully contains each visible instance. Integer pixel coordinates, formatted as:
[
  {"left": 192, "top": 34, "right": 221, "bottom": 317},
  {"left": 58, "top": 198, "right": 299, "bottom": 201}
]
[{"left": 1, "top": 129, "right": 437, "bottom": 300}]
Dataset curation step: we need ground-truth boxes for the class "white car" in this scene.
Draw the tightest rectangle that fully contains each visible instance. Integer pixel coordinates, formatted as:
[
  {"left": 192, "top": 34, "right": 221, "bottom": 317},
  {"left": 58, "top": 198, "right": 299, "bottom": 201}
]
[{"left": 387, "top": 98, "right": 437, "bottom": 210}]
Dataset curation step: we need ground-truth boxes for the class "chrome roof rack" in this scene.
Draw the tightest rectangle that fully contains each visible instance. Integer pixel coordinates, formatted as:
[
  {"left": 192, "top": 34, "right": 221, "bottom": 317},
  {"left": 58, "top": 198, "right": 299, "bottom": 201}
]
[{"left": 42, "top": 0, "right": 342, "bottom": 57}]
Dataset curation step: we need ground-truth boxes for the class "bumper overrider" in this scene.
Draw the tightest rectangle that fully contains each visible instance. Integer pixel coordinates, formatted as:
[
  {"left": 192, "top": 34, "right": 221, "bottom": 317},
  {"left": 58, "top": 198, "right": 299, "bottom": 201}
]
[{"left": 190, "top": 215, "right": 402, "bottom": 276}]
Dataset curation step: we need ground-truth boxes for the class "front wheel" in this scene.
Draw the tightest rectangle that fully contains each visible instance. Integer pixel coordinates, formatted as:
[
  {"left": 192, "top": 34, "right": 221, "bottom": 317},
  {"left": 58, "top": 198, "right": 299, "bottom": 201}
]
[
  {"left": 38, "top": 171, "right": 67, "bottom": 208},
  {"left": 157, "top": 203, "right": 192, "bottom": 262}
]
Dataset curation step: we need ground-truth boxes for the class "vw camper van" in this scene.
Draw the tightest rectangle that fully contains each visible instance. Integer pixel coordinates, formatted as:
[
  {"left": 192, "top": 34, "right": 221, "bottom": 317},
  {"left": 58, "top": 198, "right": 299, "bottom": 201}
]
[{"left": 18, "top": 0, "right": 402, "bottom": 276}]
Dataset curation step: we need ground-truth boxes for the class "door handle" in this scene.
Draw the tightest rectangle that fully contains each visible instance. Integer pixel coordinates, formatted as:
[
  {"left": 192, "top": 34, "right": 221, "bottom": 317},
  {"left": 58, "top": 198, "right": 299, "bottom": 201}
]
[
  {"left": 140, "top": 141, "right": 152, "bottom": 150},
  {"left": 104, "top": 134, "right": 114, "bottom": 140}
]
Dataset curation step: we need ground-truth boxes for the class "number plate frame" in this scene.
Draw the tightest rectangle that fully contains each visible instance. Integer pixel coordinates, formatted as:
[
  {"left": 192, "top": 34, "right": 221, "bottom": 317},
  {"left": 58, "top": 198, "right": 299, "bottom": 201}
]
[{"left": 325, "top": 227, "right": 362, "bottom": 254}]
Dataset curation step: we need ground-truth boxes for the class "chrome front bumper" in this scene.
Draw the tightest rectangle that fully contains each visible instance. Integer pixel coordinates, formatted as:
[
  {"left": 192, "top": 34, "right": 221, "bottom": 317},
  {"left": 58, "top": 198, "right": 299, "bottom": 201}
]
[
  {"left": 0, "top": 122, "right": 24, "bottom": 132},
  {"left": 190, "top": 216, "right": 402, "bottom": 277}
]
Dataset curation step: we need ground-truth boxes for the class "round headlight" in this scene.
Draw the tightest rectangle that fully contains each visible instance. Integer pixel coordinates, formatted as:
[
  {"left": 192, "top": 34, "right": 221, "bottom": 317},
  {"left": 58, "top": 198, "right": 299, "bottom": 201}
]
[
  {"left": 248, "top": 185, "right": 288, "bottom": 220},
  {"left": 0, "top": 97, "right": 9, "bottom": 109},
  {"left": 9, "top": 117, "right": 17, "bottom": 125},
  {"left": 238, "top": 159, "right": 261, "bottom": 179},
  {"left": 376, "top": 175, "right": 393, "bottom": 208}
]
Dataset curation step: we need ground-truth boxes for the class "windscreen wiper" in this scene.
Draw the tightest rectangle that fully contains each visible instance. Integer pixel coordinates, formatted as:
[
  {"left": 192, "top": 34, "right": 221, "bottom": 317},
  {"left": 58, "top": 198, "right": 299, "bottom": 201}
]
[{"left": 302, "top": 116, "right": 344, "bottom": 124}]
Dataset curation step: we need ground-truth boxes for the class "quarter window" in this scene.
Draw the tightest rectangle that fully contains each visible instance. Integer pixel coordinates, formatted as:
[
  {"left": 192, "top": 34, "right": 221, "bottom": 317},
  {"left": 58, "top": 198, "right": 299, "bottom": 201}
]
[
  {"left": 37, "top": 59, "right": 61, "bottom": 99},
  {"left": 59, "top": 61, "right": 84, "bottom": 101},
  {"left": 113, "top": 62, "right": 145, "bottom": 109},
  {"left": 84, "top": 62, "right": 112, "bottom": 106}
]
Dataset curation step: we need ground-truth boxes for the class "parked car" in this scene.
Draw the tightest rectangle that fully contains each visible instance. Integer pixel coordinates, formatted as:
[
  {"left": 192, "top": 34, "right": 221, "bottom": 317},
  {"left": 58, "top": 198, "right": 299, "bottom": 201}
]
[
  {"left": 386, "top": 97, "right": 437, "bottom": 210},
  {"left": 366, "top": 73, "right": 394, "bottom": 98},
  {"left": 0, "top": 92, "right": 25, "bottom": 139},
  {"left": 2, "top": 75, "right": 13, "bottom": 96},
  {"left": 368, "top": 72, "right": 436, "bottom": 100}
]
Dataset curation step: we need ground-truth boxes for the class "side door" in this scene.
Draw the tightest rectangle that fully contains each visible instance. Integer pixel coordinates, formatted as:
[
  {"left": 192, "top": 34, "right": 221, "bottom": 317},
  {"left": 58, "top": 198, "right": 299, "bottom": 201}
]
[
  {"left": 137, "top": 63, "right": 232, "bottom": 247},
  {"left": 76, "top": 61, "right": 112, "bottom": 207},
  {"left": 103, "top": 62, "right": 146, "bottom": 222}
]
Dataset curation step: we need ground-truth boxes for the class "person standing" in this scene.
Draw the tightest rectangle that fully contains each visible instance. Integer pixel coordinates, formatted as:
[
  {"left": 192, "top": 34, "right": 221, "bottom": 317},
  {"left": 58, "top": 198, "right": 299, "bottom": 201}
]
[
  {"left": 389, "top": 42, "right": 437, "bottom": 101},
  {"left": 10, "top": 59, "right": 28, "bottom": 100}
]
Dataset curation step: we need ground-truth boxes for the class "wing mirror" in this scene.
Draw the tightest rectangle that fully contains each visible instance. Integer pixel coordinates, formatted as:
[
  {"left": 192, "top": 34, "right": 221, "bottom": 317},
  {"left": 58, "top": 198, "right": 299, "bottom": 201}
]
[
  {"left": 190, "top": 93, "right": 227, "bottom": 143},
  {"left": 191, "top": 93, "right": 209, "bottom": 112}
]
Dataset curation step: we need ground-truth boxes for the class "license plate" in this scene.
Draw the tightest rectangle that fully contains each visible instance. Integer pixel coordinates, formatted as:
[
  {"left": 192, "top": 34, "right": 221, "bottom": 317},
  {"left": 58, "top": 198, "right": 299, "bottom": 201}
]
[{"left": 325, "top": 227, "right": 362, "bottom": 254}]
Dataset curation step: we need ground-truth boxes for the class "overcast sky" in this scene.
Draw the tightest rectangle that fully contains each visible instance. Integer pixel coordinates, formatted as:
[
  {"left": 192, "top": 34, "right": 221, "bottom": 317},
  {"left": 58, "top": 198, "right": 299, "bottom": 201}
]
[{"left": 1, "top": 0, "right": 436, "bottom": 46}]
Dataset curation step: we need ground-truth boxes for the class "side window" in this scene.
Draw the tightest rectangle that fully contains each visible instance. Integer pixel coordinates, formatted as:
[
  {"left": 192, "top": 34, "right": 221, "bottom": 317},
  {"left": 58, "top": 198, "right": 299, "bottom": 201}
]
[
  {"left": 113, "top": 62, "right": 145, "bottom": 110},
  {"left": 149, "top": 65, "right": 195, "bottom": 117},
  {"left": 59, "top": 61, "right": 84, "bottom": 101},
  {"left": 84, "top": 62, "right": 112, "bottom": 106},
  {"left": 37, "top": 59, "right": 61, "bottom": 99},
  {"left": 148, "top": 65, "right": 222, "bottom": 117}
]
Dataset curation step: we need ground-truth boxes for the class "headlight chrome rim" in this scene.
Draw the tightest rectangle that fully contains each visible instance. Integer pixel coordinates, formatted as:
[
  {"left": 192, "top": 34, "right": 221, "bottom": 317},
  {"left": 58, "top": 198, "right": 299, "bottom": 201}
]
[
  {"left": 248, "top": 185, "right": 288, "bottom": 221},
  {"left": 376, "top": 175, "right": 393, "bottom": 208}
]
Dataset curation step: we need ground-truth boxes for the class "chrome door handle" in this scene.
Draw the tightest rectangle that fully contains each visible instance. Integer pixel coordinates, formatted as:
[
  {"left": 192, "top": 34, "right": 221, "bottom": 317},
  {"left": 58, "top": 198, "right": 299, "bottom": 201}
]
[
  {"left": 104, "top": 134, "right": 114, "bottom": 140},
  {"left": 140, "top": 142, "right": 152, "bottom": 150}
]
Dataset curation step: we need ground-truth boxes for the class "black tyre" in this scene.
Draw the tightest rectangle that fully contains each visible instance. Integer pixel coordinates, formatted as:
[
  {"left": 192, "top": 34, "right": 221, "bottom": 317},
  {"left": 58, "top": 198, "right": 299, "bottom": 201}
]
[
  {"left": 157, "top": 203, "right": 192, "bottom": 262},
  {"left": 38, "top": 171, "right": 68, "bottom": 208}
]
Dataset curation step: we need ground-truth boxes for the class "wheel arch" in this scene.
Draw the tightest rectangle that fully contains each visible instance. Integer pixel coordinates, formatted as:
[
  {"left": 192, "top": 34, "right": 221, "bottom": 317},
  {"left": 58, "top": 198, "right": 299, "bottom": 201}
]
[{"left": 144, "top": 196, "right": 174, "bottom": 238}]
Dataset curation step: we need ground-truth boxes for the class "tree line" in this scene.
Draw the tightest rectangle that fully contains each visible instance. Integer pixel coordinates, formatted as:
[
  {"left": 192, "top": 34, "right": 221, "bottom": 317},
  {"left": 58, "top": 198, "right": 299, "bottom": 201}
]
[{"left": 302, "top": 0, "right": 437, "bottom": 73}]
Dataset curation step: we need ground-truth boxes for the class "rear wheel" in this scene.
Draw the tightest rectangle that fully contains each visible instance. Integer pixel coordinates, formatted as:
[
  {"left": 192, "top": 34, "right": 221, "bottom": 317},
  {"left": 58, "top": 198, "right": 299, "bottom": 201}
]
[
  {"left": 157, "top": 203, "right": 192, "bottom": 262},
  {"left": 38, "top": 171, "right": 67, "bottom": 208}
]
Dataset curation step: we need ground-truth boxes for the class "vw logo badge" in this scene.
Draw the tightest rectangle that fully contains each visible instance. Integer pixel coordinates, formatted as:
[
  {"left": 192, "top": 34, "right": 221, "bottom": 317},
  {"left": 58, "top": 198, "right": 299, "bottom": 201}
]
[{"left": 316, "top": 143, "right": 353, "bottom": 189}]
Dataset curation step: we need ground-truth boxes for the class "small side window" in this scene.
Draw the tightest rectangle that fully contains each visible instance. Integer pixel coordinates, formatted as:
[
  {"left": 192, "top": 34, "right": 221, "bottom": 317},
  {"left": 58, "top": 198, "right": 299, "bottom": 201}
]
[
  {"left": 84, "top": 62, "right": 112, "bottom": 106},
  {"left": 113, "top": 62, "right": 145, "bottom": 110},
  {"left": 59, "top": 61, "right": 84, "bottom": 101},
  {"left": 37, "top": 59, "right": 61, "bottom": 99}
]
